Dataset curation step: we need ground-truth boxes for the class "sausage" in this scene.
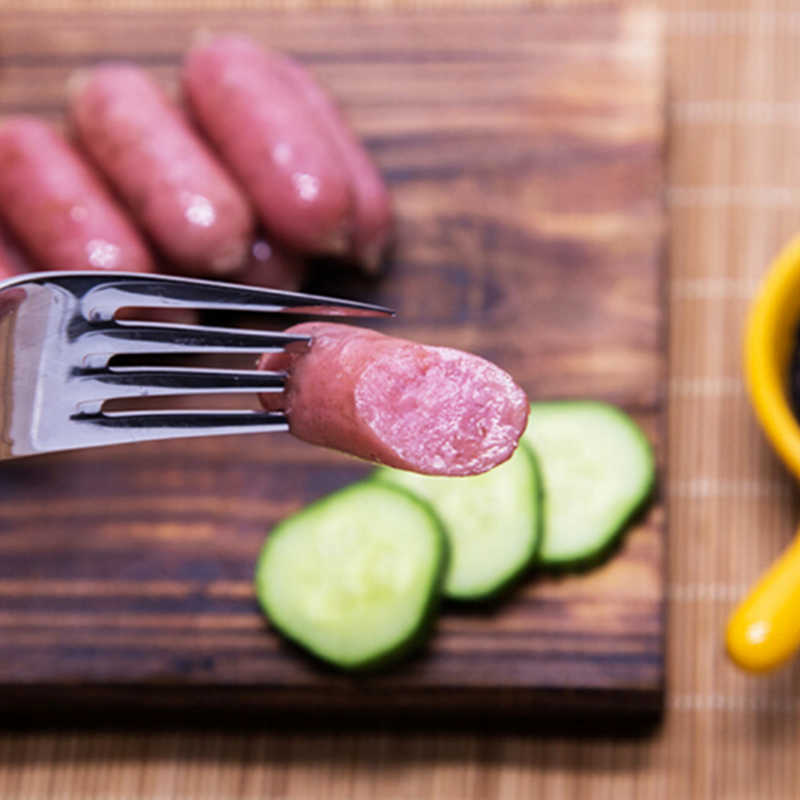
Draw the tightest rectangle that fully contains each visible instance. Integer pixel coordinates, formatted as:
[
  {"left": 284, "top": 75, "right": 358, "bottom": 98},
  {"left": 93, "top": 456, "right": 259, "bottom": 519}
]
[
  {"left": 240, "top": 237, "right": 308, "bottom": 292},
  {"left": 0, "top": 249, "right": 19, "bottom": 282},
  {"left": 69, "top": 64, "right": 256, "bottom": 277},
  {"left": 258, "top": 323, "right": 529, "bottom": 476},
  {"left": 0, "top": 116, "right": 154, "bottom": 273},
  {"left": 182, "top": 36, "right": 356, "bottom": 258},
  {"left": 0, "top": 227, "right": 26, "bottom": 282},
  {"left": 272, "top": 55, "right": 393, "bottom": 274}
]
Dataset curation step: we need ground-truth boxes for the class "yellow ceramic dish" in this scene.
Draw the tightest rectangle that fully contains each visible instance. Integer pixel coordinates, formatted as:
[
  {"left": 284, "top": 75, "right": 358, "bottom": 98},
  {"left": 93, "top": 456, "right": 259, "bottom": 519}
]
[{"left": 728, "top": 232, "right": 800, "bottom": 672}]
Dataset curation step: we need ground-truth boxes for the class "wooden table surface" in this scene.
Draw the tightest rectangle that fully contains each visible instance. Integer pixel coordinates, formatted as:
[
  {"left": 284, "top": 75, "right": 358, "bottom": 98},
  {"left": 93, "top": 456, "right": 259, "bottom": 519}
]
[{"left": 3, "top": 0, "right": 800, "bottom": 798}]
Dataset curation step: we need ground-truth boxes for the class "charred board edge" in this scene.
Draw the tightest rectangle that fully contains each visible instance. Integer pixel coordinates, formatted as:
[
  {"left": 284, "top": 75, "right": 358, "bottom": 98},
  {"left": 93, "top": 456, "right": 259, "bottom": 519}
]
[{"left": 0, "top": 683, "right": 665, "bottom": 735}]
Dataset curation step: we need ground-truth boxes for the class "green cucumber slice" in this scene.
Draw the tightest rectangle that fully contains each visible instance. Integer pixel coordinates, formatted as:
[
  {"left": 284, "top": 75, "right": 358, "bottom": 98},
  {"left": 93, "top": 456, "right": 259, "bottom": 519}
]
[
  {"left": 374, "top": 443, "right": 542, "bottom": 600},
  {"left": 522, "top": 401, "right": 655, "bottom": 567},
  {"left": 254, "top": 481, "right": 447, "bottom": 671}
]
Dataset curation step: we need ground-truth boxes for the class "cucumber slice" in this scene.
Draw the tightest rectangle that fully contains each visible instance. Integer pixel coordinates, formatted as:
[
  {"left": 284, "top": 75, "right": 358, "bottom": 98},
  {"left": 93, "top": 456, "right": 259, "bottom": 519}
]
[
  {"left": 522, "top": 401, "right": 655, "bottom": 568},
  {"left": 254, "top": 481, "right": 447, "bottom": 671},
  {"left": 374, "top": 443, "right": 542, "bottom": 600}
]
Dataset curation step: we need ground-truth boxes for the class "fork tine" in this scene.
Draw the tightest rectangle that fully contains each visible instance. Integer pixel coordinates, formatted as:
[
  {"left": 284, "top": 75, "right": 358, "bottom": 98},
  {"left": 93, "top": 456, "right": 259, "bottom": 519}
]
[
  {"left": 82, "top": 365, "right": 286, "bottom": 392},
  {"left": 79, "top": 320, "right": 309, "bottom": 367},
  {"left": 75, "top": 366, "right": 286, "bottom": 413},
  {"left": 72, "top": 409, "right": 290, "bottom": 440},
  {"left": 64, "top": 272, "right": 394, "bottom": 321}
]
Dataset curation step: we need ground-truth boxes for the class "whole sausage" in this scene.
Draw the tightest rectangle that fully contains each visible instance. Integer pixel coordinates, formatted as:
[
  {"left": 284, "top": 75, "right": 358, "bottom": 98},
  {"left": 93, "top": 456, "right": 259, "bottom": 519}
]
[
  {"left": 0, "top": 117, "right": 154, "bottom": 273},
  {"left": 273, "top": 55, "right": 393, "bottom": 274},
  {"left": 258, "top": 323, "right": 529, "bottom": 476},
  {"left": 182, "top": 36, "right": 356, "bottom": 258},
  {"left": 69, "top": 64, "right": 256, "bottom": 277}
]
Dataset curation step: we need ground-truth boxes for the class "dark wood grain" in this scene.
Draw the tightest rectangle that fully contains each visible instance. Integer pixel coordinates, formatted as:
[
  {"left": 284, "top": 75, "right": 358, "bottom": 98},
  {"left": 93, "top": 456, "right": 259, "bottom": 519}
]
[{"left": 0, "top": 8, "right": 667, "bottom": 726}]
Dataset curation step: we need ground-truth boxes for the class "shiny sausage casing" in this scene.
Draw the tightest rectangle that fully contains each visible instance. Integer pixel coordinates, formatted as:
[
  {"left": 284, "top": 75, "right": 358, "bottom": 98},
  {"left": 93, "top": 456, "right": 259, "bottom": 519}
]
[
  {"left": 240, "top": 237, "right": 308, "bottom": 293},
  {"left": 273, "top": 54, "right": 393, "bottom": 273},
  {"left": 69, "top": 64, "right": 256, "bottom": 276},
  {"left": 0, "top": 116, "right": 154, "bottom": 273},
  {"left": 182, "top": 37, "right": 356, "bottom": 258},
  {"left": 259, "top": 323, "right": 530, "bottom": 476}
]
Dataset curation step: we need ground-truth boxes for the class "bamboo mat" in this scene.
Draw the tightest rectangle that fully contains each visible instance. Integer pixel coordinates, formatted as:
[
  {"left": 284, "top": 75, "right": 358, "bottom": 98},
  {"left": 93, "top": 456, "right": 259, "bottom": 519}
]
[{"left": 2, "top": 0, "right": 800, "bottom": 798}]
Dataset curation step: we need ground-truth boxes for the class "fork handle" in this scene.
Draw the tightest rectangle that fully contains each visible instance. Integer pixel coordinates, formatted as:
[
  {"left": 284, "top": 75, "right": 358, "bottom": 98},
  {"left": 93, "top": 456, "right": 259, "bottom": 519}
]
[{"left": 726, "top": 523, "right": 800, "bottom": 673}]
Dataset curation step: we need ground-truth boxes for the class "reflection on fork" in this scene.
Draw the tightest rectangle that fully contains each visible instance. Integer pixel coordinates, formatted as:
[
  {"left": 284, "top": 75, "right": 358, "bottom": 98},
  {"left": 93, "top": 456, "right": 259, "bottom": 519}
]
[{"left": 0, "top": 271, "right": 391, "bottom": 460}]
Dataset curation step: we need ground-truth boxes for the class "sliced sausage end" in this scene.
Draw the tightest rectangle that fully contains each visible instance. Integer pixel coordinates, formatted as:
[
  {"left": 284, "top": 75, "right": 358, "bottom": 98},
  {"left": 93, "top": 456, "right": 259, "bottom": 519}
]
[{"left": 258, "top": 322, "right": 529, "bottom": 477}]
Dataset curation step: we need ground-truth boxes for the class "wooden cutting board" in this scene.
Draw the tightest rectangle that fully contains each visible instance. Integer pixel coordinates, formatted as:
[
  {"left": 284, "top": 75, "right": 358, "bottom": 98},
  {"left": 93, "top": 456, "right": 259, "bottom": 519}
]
[{"left": 0, "top": 8, "right": 667, "bottom": 728}]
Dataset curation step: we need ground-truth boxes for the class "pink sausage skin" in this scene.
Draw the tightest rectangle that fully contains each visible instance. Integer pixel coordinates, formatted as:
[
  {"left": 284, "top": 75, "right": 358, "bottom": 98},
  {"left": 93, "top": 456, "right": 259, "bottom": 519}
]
[
  {"left": 0, "top": 249, "right": 19, "bottom": 282},
  {"left": 274, "top": 55, "right": 393, "bottom": 273},
  {"left": 0, "top": 227, "right": 25, "bottom": 281},
  {"left": 182, "top": 37, "right": 355, "bottom": 258},
  {"left": 258, "top": 323, "right": 529, "bottom": 476},
  {"left": 240, "top": 238, "right": 308, "bottom": 292},
  {"left": 69, "top": 64, "right": 256, "bottom": 277},
  {"left": 0, "top": 117, "right": 154, "bottom": 274}
]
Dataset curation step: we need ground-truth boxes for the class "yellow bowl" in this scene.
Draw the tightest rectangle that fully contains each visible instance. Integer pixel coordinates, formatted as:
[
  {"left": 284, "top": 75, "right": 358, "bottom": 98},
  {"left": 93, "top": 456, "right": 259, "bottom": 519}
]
[
  {"left": 745, "top": 233, "right": 800, "bottom": 482},
  {"left": 728, "top": 232, "right": 800, "bottom": 672}
]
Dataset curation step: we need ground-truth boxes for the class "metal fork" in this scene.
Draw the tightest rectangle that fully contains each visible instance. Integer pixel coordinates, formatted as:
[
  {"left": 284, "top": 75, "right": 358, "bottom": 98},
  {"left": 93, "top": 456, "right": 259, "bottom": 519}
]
[{"left": 0, "top": 271, "right": 391, "bottom": 460}]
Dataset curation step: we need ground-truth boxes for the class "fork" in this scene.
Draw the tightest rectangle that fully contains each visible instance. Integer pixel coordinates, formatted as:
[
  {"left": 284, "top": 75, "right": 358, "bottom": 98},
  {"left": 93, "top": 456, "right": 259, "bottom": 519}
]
[{"left": 0, "top": 271, "right": 391, "bottom": 460}]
